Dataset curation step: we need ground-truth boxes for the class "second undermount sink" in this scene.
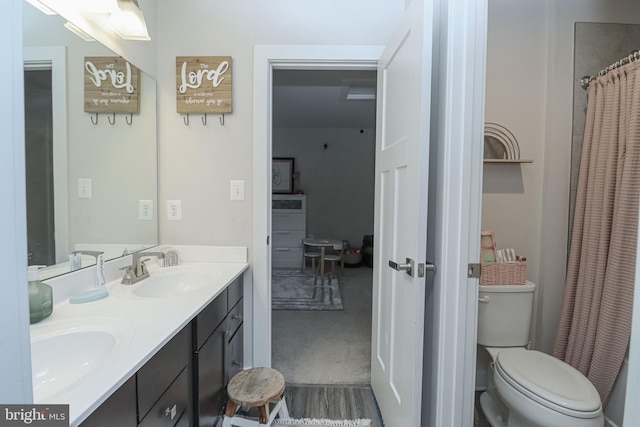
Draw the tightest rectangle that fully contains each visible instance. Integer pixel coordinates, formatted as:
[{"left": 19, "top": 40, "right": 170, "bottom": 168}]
[
  {"left": 31, "top": 321, "right": 134, "bottom": 402},
  {"left": 132, "top": 270, "right": 212, "bottom": 297}
]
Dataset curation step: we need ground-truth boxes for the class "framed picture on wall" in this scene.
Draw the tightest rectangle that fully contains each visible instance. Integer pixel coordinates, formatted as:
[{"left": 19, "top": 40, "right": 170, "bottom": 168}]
[{"left": 272, "top": 158, "right": 295, "bottom": 194}]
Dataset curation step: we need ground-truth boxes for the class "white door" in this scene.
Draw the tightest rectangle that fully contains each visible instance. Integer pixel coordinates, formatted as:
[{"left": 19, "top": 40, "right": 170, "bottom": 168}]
[{"left": 370, "top": 0, "right": 433, "bottom": 425}]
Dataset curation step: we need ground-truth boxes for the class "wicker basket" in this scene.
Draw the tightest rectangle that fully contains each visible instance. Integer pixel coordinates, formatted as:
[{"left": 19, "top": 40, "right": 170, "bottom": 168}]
[{"left": 480, "top": 258, "right": 527, "bottom": 285}]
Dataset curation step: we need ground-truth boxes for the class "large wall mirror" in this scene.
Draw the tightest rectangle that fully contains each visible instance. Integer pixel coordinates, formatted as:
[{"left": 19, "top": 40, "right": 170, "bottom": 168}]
[{"left": 24, "top": 3, "right": 158, "bottom": 279}]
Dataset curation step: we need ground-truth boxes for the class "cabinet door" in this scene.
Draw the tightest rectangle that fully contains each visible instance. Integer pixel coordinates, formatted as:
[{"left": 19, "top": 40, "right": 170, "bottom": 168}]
[
  {"left": 138, "top": 325, "right": 190, "bottom": 421},
  {"left": 79, "top": 376, "right": 136, "bottom": 427},
  {"left": 196, "top": 326, "right": 225, "bottom": 427},
  {"left": 227, "top": 326, "right": 243, "bottom": 381},
  {"left": 138, "top": 369, "right": 189, "bottom": 427}
]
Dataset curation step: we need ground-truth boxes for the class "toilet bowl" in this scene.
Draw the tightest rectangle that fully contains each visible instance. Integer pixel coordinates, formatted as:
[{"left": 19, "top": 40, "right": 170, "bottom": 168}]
[
  {"left": 487, "top": 347, "right": 603, "bottom": 427},
  {"left": 477, "top": 283, "right": 604, "bottom": 427}
]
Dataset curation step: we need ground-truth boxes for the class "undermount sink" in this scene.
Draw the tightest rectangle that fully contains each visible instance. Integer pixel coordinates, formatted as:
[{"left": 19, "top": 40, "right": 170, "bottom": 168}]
[
  {"left": 31, "top": 321, "right": 134, "bottom": 402},
  {"left": 131, "top": 270, "right": 213, "bottom": 298}
]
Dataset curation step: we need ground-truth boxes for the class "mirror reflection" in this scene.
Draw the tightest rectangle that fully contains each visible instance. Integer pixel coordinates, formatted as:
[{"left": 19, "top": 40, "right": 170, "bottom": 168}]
[{"left": 24, "top": 3, "right": 158, "bottom": 279}]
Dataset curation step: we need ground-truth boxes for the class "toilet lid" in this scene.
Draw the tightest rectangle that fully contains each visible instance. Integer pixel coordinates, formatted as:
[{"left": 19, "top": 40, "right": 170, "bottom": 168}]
[{"left": 495, "top": 348, "right": 601, "bottom": 414}]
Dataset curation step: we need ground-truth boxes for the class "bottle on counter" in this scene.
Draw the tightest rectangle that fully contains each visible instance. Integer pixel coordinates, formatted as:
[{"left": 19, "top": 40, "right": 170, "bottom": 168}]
[{"left": 28, "top": 265, "right": 53, "bottom": 324}]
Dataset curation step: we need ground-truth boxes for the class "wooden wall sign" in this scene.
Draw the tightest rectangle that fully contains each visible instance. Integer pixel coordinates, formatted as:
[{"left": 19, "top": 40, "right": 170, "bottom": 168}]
[
  {"left": 176, "top": 56, "right": 232, "bottom": 114},
  {"left": 84, "top": 57, "right": 140, "bottom": 114}
]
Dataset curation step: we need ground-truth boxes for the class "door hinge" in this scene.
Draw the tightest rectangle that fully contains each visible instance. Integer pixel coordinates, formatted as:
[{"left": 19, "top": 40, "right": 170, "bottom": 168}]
[
  {"left": 468, "top": 263, "right": 481, "bottom": 279},
  {"left": 267, "top": 235, "right": 270, "bottom": 245}
]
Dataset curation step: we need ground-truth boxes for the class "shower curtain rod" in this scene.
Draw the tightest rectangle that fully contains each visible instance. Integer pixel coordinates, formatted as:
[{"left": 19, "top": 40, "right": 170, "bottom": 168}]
[{"left": 580, "top": 49, "right": 640, "bottom": 90}]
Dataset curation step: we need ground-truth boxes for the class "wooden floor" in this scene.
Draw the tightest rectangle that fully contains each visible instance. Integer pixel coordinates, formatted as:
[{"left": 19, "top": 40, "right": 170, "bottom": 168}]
[{"left": 284, "top": 384, "right": 384, "bottom": 427}]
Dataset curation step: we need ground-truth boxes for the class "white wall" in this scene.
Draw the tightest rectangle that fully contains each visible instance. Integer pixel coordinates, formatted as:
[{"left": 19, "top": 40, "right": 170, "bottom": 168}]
[
  {"left": 273, "top": 127, "right": 375, "bottom": 247},
  {"left": 155, "top": 1, "right": 403, "bottom": 256},
  {"left": 483, "top": 1, "right": 549, "bottom": 340}
]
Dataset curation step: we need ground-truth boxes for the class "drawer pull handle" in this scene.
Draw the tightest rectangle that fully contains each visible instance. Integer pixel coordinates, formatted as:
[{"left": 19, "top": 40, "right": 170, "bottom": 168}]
[
  {"left": 275, "top": 248, "right": 290, "bottom": 251},
  {"left": 165, "top": 404, "right": 177, "bottom": 420},
  {"left": 232, "top": 314, "right": 242, "bottom": 321},
  {"left": 232, "top": 361, "right": 241, "bottom": 366}
]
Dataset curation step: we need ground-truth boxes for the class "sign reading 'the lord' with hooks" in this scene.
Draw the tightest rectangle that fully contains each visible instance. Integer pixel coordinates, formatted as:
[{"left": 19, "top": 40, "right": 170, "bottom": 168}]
[
  {"left": 176, "top": 56, "right": 232, "bottom": 114},
  {"left": 84, "top": 57, "right": 140, "bottom": 114}
]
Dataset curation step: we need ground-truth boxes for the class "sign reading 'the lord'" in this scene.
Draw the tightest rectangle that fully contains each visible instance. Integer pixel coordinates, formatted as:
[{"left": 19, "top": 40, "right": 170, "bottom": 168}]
[
  {"left": 84, "top": 57, "right": 140, "bottom": 114},
  {"left": 176, "top": 56, "right": 232, "bottom": 114}
]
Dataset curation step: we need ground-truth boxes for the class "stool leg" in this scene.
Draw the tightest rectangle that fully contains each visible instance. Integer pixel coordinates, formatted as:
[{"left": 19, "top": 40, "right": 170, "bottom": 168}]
[
  {"left": 222, "top": 401, "right": 238, "bottom": 427},
  {"left": 259, "top": 404, "right": 269, "bottom": 424},
  {"left": 277, "top": 396, "right": 290, "bottom": 419}
]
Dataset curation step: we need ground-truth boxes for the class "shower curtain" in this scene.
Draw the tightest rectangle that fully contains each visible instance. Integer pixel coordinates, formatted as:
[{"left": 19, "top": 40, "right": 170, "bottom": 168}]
[{"left": 553, "top": 60, "right": 640, "bottom": 404}]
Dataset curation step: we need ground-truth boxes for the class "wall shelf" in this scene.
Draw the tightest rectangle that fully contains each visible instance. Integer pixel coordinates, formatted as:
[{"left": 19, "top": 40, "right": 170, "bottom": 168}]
[{"left": 483, "top": 159, "right": 534, "bottom": 164}]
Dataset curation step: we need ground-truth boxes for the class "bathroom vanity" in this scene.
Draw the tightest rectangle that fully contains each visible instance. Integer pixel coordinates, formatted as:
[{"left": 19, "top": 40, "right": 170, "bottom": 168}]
[{"left": 30, "top": 246, "right": 249, "bottom": 427}]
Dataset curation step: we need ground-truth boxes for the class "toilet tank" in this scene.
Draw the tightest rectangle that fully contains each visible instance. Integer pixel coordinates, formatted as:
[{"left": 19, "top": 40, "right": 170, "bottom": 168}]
[{"left": 477, "top": 281, "right": 536, "bottom": 347}]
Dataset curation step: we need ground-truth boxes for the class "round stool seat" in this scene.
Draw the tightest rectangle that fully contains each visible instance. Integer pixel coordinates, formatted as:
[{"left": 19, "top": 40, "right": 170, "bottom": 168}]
[{"left": 228, "top": 367, "right": 285, "bottom": 408}]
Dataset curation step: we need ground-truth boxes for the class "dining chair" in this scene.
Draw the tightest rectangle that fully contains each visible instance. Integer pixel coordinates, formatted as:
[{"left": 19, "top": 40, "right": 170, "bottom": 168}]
[
  {"left": 323, "top": 241, "right": 345, "bottom": 280},
  {"left": 302, "top": 240, "right": 321, "bottom": 274}
]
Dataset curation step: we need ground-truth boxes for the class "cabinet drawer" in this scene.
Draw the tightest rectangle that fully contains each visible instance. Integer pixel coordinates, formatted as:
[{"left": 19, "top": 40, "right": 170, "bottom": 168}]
[
  {"left": 272, "top": 247, "right": 303, "bottom": 268},
  {"left": 79, "top": 376, "right": 136, "bottom": 427},
  {"left": 272, "top": 214, "right": 305, "bottom": 230},
  {"left": 137, "top": 325, "right": 190, "bottom": 421},
  {"left": 227, "top": 276, "right": 243, "bottom": 312},
  {"left": 139, "top": 369, "right": 189, "bottom": 427},
  {"left": 197, "top": 290, "right": 227, "bottom": 349},
  {"left": 272, "top": 230, "right": 305, "bottom": 247}
]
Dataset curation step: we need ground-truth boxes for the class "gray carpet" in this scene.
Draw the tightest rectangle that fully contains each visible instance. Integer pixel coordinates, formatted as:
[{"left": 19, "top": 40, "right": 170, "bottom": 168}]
[
  {"left": 272, "top": 268, "right": 373, "bottom": 385},
  {"left": 272, "top": 270, "right": 343, "bottom": 311}
]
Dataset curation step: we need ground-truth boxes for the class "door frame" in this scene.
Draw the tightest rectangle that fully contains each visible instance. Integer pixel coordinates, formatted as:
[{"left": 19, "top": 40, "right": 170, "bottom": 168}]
[
  {"left": 253, "top": 13, "right": 486, "bottom": 422},
  {"left": 252, "top": 44, "right": 383, "bottom": 369}
]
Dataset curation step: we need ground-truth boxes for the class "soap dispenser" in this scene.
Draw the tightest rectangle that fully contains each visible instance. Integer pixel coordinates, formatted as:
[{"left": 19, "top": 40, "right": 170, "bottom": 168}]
[{"left": 28, "top": 265, "right": 53, "bottom": 324}]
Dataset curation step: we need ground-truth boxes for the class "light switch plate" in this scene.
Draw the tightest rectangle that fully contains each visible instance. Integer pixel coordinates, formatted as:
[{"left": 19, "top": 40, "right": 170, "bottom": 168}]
[
  {"left": 78, "top": 178, "right": 92, "bottom": 199},
  {"left": 167, "top": 200, "right": 182, "bottom": 220},
  {"left": 139, "top": 200, "right": 153, "bottom": 220},
  {"left": 230, "top": 180, "right": 245, "bottom": 201}
]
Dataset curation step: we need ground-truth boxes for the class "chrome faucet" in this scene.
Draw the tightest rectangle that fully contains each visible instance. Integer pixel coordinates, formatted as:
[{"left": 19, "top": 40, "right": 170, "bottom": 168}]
[{"left": 121, "top": 251, "right": 165, "bottom": 285}]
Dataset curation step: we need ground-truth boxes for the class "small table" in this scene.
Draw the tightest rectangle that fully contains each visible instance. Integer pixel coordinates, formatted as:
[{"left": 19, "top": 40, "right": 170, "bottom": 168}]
[{"left": 302, "top": 238, "right": 342, "bottom": 280}]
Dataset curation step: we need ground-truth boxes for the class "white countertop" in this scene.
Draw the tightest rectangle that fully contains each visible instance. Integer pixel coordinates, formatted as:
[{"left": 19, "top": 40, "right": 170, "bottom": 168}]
[{"left": 30, "top": 246, "right": 249, "bottom": 426}]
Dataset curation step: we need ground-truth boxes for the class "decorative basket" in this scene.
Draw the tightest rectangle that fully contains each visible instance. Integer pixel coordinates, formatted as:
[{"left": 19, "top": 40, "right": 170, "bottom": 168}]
[{"left": 480, "top": 257, "right": 527, "bottom": 285}]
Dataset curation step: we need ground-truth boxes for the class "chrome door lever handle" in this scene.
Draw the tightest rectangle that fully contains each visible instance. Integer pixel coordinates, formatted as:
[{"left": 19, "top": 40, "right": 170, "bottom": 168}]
[{"left": 389, "top": 258, "right": 414, "bottom": 277}]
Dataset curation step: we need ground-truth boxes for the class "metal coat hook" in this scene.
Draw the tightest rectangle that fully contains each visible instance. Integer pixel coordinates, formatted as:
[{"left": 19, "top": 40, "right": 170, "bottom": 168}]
[
  {"left": 183, "top": 114, "right": 190, "bottom": 126},
  {"left": 90, "top": 113, "right": 99, "bottom": 125},
  {"left": 125, "top": 113, "right": 133, "bottom": 126},
  {"left": 219, "top": 114, "right": 225, "bottom": 126},
  {"left": 108, "top": 113, "right": 116, "bottom": 125},
  {"left": 202, "top": 114, "right": 207, "bottom": 126}
]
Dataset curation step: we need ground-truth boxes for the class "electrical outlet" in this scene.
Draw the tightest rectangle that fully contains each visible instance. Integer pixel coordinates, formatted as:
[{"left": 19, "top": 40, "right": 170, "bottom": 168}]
[
  {"left": 230, "top": 180, "right": 245, "bottom": 201},
  {"left": 78, "top": 178, "right": 92, "bottom": 199},
  {"left": 139, "top": 200, "right": 153, "bottom": 220},
  {"left": 167, "top": 200, "right": 182, "bottom": 220}
]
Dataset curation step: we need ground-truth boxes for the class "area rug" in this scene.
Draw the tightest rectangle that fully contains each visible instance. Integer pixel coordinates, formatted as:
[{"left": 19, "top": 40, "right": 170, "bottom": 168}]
[
  {"left": 272, "top": 270, "right": 343, "bottom": 311},
  {"left": 273, "top": 419, "right": 371, "bottom": 426}
]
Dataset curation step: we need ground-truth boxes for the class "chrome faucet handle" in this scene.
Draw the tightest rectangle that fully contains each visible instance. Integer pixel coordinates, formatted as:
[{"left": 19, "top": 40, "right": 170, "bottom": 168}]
[{"left": 119, "top": 265, "right": 136, "bottom": 284}]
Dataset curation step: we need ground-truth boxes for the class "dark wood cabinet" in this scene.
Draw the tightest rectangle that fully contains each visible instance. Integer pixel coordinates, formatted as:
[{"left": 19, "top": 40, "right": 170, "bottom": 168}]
[
  {"left": 79, "top": 376, "right": 137, "bottom": 427},
  {"left": 79, "top": 276, "right": 243, "bottom": 427},
  {"left": 194, "top": 276, "right": 243, "bottom": 427}
]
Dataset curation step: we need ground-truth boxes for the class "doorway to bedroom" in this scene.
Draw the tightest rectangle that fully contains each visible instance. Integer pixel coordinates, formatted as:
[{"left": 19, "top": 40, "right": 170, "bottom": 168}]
[{"left": 270, "top": 69, "right": 377, "bottom": 387}]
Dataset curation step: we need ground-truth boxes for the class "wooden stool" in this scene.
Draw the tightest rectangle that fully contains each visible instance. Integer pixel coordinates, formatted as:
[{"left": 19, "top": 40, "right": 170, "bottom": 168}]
[{"left": 222, "top": 367, "right": 289, "bottom": 427}]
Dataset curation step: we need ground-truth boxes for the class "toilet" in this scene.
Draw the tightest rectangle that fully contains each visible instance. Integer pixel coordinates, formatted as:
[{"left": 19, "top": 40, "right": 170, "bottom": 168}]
[{"left": 477, "top": 282, "right": 604, "bottom": 427}]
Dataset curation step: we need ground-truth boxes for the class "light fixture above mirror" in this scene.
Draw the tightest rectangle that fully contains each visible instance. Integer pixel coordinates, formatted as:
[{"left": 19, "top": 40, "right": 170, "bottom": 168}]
[{"left": 108, "top": 0, "right": 150, "bottom": 41}]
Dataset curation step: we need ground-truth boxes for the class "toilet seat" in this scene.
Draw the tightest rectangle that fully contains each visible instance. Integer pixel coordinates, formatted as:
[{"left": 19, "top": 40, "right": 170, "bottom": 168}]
[{"left": 495, "top": 348, "right": 602, "bottom": 419}]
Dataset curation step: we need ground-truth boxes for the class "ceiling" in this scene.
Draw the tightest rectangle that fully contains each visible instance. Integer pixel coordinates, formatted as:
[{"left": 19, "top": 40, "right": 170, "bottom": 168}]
[{"left": 272, "top": 69, "right": 377, "bottom": 129}]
